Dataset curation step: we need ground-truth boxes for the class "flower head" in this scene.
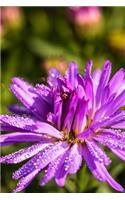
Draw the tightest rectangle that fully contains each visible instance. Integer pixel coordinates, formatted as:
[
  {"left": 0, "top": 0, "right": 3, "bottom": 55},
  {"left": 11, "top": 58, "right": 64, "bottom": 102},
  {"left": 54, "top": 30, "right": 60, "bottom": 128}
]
[
  {"left": 0, "top": 60, "right": 125, "bottom": 192},
  {"left": 68, "top": 7, "right": 102, "bottom": 27}
]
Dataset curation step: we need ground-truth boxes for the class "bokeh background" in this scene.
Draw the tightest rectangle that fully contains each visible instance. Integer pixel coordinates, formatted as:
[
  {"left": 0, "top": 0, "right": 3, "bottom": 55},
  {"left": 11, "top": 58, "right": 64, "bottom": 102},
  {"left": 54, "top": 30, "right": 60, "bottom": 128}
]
[{"left": 0, "top": 6, "right": 125, "bottom": 193}]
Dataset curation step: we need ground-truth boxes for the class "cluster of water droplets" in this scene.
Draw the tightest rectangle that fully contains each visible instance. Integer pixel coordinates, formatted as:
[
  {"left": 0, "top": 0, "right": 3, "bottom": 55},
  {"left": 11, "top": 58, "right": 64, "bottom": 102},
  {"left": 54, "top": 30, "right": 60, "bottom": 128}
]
[
  {"left": 0, "top": 142, "right": 51, "bottom": 164},
  {"left": 85, "top": 140, "right": 111, "bottom": 165}
]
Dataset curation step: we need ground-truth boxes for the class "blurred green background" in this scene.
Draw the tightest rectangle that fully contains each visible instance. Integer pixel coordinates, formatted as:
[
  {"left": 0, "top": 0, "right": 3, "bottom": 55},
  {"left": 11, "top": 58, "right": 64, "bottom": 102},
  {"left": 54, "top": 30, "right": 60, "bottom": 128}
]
[{"left": 0, "top": 7, "right": 125, "bottom": 193}]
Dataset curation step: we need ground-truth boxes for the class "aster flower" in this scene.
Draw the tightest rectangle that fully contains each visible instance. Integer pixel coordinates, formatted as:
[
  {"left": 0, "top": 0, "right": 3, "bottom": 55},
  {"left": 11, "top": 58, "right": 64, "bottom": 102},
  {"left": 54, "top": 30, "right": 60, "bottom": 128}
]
[{"left": 0, "top": 60, "right": 125, "bottom": 193}]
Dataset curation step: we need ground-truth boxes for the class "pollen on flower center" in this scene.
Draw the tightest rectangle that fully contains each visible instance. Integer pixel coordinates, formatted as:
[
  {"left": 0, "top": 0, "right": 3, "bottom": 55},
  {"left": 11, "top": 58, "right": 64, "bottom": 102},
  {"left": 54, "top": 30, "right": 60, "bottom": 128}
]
[{"left": 60, "top": 131, "right": 84, "bottom": 144}]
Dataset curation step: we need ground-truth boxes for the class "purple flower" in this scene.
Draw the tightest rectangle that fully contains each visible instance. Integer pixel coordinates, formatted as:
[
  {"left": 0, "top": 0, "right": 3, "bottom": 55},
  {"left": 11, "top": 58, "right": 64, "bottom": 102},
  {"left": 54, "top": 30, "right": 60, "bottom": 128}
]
[{"left": 0, "top": 60, "right": 125, "bottom": 192}]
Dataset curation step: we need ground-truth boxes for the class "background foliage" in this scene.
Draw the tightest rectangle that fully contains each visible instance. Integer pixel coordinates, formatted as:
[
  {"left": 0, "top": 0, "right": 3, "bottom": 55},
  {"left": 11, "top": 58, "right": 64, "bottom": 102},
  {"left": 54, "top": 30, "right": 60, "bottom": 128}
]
[{"left": 1, "top": 7, "right": 125, "bottom": 193}]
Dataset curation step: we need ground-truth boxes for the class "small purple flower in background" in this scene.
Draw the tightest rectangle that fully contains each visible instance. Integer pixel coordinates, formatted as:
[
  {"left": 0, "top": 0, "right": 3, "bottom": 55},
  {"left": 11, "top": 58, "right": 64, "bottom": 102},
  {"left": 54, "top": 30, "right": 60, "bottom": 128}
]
[
  {"left": 68, "top": 7, "right": 102, "bottom": 27},
  {"left": 0, "top": 60, "right": 125, "bottom": 192}
]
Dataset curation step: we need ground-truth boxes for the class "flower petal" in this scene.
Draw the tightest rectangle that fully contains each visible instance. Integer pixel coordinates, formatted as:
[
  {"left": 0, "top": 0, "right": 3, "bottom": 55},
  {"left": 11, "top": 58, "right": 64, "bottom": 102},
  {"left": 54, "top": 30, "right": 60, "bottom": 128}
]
[
  {"left": 95, "top": 162, "right": 124, "bottom": 192},
  {"left": 0, "top": 141, "right": 51, "bottom": 164},
  {"left": 96, "top": 60, "right": 112, "bottom": 108},
  {"left": 110, "top": 148, "right": 125, "bottom": 161},
  {"left": 0, "top": 132, "right": 44, "bottom": 146},
  {"left": 40, "top": 153, "right": 66, "bottom": 186},
  {"left": 94, "top": 133, "right": 125, "bottom": 151},
  {"left": 47, "top": 68, "right": 60, "bottom": 87},
  {"left": 10, "top": 77, "right": 49, "bottom": 120},
  {"left": 8, "top": 104, "right": 33, "bottom": 116},
  {"left": 0, "top": 115, "right": 61, "bottom": 138},
  {"left": 81, "top": 145, "right": 124, "bottom": 192},
  {"left": 73, "top": 98, "right": 88, "bottom": 133},
  {"left": 66, "top": 62, "right": 78, "bottom": 88},
  {"left": 13, "top": 169, "right": 39, "bottom": 193},
  {"left": 55, "top": 143, "right": 82, "bottom": 186},
  {"left": 85, "top": 139, "right": 111, "bottom": 165},
  {"left": 12, "top": 142, "right": 69, "bottom": 180},
  {"left": 62, "top": 93, "right": 78, "bottom": 133},
  {"left": 109, "top": 68, "right": 125, "bottom": 95},
  {"left": 84, "top": 60, "right": 94, "bottom": 114},
  {"left": 81, "top": 144, "right": 106, "bottom": 181}
]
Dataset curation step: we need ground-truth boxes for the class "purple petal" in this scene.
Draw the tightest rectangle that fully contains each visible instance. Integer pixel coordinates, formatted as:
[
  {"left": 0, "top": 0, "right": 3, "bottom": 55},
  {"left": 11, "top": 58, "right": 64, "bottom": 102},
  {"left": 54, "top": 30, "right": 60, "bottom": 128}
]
[
  {"left": 96, "top": 60, "right": 112, "bottom": 108},
  {"left": 105, "top": 90, "right": 125, "bottom": 117},
  {"left": 10, "top": 77, "right": 49, "bottom": 120},
  {"left": 94, "top": 133, "right": 125, "bottom": 151},
  {"left": 47, "top": 68, "right": 60, "bottom": 87},
  {"left": 62, "top": 93, "right": 78, "bottom": 133},
  {"left": 13, "top": 169, "right": 39, "bottom": 192},
  {"left": 111, "top": 121, "right": 125, "bottom": 129},
  {"left": 8, "top": 104, "right": 33, "bottom": 116},
  {"left": 12, "top": 142, "right": 69, "bottom": 180},
  {"left": 66, "top": 62, "right": 78, "bottom": 88},
  {"left": 92, "top": 69, "right": 101, "bottom": 96},
  {"left": 92, "top": 111, "right": 125, "bottom": 131},
  {"left": 0, "top": 132, "right": 43, "bottom": 146},
  {"left": 101, "top": 128, "right": 125, "bottom": 139},
  {"left": 40, "top": 153, "right": 65, "bottom": 186},
  {"left": 81, "top": 145, "right": 124, "bottom": 191},
  {"left": 81, "top": 144, "right": 106, "bottom": 181},
  {"left": 0, "top": 142, "right": 51, "bottom": 164},
  {"left": 95, "top": 162, "right": 124, "bottom": 192},
  {"left": 84, "top": 60, "right": 94, "bottom": 114},
  {"left": 55, "top": 143, "right": 82, "bottom": 186},
  {"left": 110, "top": 148, "right": 125, "bottom": 161},
  {"left": 0, "top": 115, "right": 61, "bottom": 138},
  {"left": 53, "top": 91, "right": 63, "bottom": 130},
  {"left": 34, "top": 84, "right": 52, "bottom": 105},
  {"left": 85, "top": 139, "right": 111, "bottom": 165},
  {"left": 73, "top": 98, "right": 88, "bottom": 133},
  {"left": 117, "top": 80, "right": 125, "bottom": 96},
  {"left": 101, "top": 86, "right": 110, "bottom": 105},
  {"left": 109, "top": 68, "right": 125, "bottom": 95}
]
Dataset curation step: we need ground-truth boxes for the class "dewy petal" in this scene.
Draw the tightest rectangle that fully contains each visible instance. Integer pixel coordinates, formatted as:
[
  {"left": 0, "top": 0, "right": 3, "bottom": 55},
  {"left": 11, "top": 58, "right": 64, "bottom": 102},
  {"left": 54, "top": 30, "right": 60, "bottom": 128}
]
[
  {"left": 94, "top": 162, "right": 124, "bottom": 192},
  {"left": 34, "top": 84, "right": 52, "bottom": 105},
  {"left": 0, "top": 115, "right": 61, "bottom": 138},
  {"left": 96, "top": 60, "right": 112, "bottom": 108},
  {"left": 64, "top": 143, "right": 82, "bottom": 174},
  {"left": 40, "top": 153, "right": 65, "bottom": 186},
  {"left": 81, "top": 144, "right": 106, "bottom": 181},
  {"left": 85, "top": 139, "right": 111, "bottom": 165},
  {"left": 10, "top": 77, "right": 50, "bottom": 120},
  {"left": 0, "top": 141, "right": 51, "bottom": 164},
  {"left": 101, "top": 128, "right": 125, "bottom": 139},
  {"left": 111, "top": 121, "right": 125, "bottom": 129},
  {"left": 94, "top": 89, "right": 125, "bottom": 122},
  {"left": 81, "top": 145, "right": 124, "bottom": 192},
  {"left": 66, "top": 62, "right": 78, "bottom": 88},
  {"left": 0, "top": 132, "right": 44, "bottom": 146},
  {"left": 55, "top": 143, "right": 82, "bottom": 186},
  {"left": 13, "top": 169, "right": 39, "bottom": 193},
  {"left": 110, "top": 148, "right": 125, "bottom": 161},
  {"left": 94, "top": 133, "right": 125, "bottom": 151},
  {"left": 8, "top": 104, "right": 33, "bottom": 116},
  {"left": 92, "top": 111, "right": 125, "bottom": 131},
  {"left": 47, "top": 68, "right": 60, "bottom": 87},
  {"left": 109, "top": 68, "right": 125, "bottom": 96},
  {"left": 12, "top": 142, "right": 69, "bottom": 180},
  {"left": 104, "top": 90, "right": 125, "bottom": 117}
]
